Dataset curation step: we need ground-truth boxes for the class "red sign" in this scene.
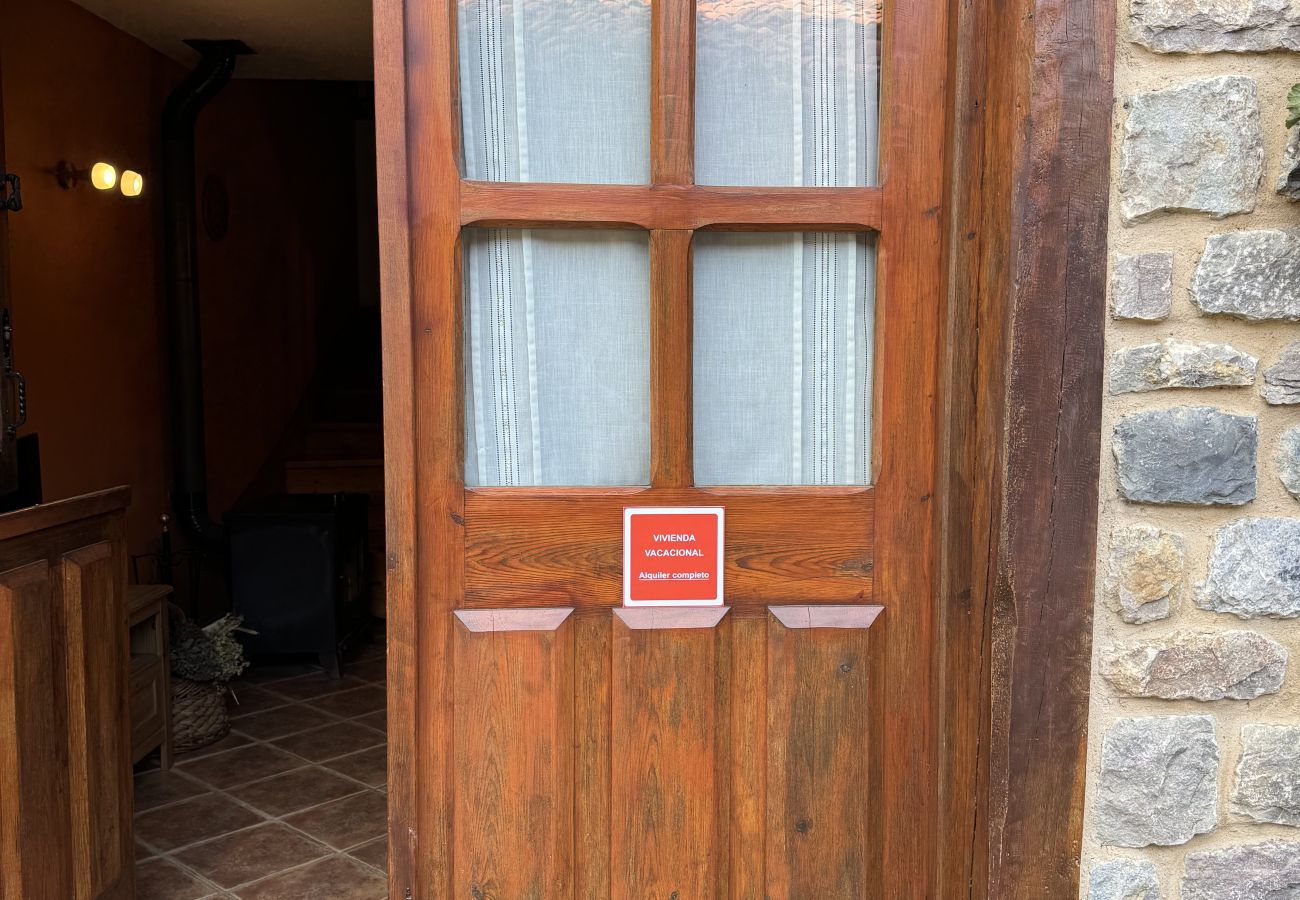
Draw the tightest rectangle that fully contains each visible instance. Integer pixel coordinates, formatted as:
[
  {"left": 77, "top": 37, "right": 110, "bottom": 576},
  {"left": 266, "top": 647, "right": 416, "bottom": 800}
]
[{"left": 623, "top": 507, "right": 724, "bottom": 606}]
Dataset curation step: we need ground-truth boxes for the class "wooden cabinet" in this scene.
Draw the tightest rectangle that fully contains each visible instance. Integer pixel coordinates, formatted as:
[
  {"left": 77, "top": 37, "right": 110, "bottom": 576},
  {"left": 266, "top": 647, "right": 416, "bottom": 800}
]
[
  {"left": 126, "top": 583, "right": 172, "bottom": 770},
  {"left": 0, "top": 487, "right": 134, "bottom": 900}
]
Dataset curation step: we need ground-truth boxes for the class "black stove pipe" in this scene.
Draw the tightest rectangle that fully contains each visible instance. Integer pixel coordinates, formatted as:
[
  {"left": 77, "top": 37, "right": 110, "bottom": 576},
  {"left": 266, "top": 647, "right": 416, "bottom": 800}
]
[{"left": 162, "top": 39, "right": 253, "bottom": 543}]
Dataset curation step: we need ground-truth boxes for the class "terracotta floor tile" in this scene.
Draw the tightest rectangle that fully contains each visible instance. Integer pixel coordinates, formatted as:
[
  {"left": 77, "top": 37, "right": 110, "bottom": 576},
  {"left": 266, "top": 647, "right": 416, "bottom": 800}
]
[
  {"left": 135, "top": 841, "right": 155, "bottom": 861},
  {"left": 134, "top": 769, "right": 210, "bottom": 812},
  {"left": 234, "top": 855, "right": 386, "bottom": 900},
  {"left": 351, "top": 639, "right": 386, "bottom": 662},
  {"left": 354, "top": 709, "right": 386, "bottom": 733},
  {"left": 228, "top": 766, "right": 367, "bottom": 817},
  {"left": 235, "top": 663, "right": 320, "bottom": 685},
  {"left": 307, "top": 686, "right": 386, "bottom": 719},
  {"left": 134, "top": 793, "right": 264, "bottom": 852},
  {"left": 283, "top": 790, "right": 387, "bottom": 850},
  {"left": 271, "top": 721, "right": 385, "bottom": 763},
  {"left": 230, "top": 704, "right": 338, "bottom": 741},
  {"left": 266, "top": 674, "right": 368, "bottom": 701},
  {"left": 180, "top": 743, "right": 305, "bottom": 790},
  {"left": 173, "top": 823, "right": 330, "bottom": 890},
  {"left": 175, "top": 731, "right": 254, "bottom": 763},
  {"left": 344, "top": 658, "right": 386, "bottom": 684},
  {"left": 348, "top": 837, "right": 387, "bottom": 873},
  {"left": 227, "top": 686, "right": 294, "bottom": 718},
  {"left": 322, "top": 745, "right": 386, "bottom": 788},
  {"left": 136, "top": 858, "right": 216, "bottom": 900}
]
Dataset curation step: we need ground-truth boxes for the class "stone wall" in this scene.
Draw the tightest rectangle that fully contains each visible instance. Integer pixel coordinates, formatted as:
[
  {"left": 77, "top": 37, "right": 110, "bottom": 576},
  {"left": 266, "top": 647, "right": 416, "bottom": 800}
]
[{"left": 1082, "top": 4, "right": 1300, "bottom": 896}]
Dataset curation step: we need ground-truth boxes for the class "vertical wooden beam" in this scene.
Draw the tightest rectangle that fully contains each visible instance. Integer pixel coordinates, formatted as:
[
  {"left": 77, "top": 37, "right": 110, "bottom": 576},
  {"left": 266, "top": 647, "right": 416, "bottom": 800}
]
[
  {"left": 573, "top": 610, "right": 612, "bottom": 899},
  {"left": 938, "top": 0, "right": 1012, "bottom": 888},
  {"left": 729, "top": 611, "right": 766, "bottom": 897},
  {"left": 942, "top": 0, "right": 1114, "bottom": 891},
  {"left": 650, "top": 0, "right": 696, "bottom": 186},
  {"left": 650, "top": 230, "right": 693, "bottom": 488},
  {"left": 649, "top": 0, "right": 697, "bottom": 488},
  {"left": 384, "top": 0, "right": 464, "bottom": 895},
  {"left": 984, "top": 0, "right": 1113, "bottom": 890},
  {"left": 874, "top": 0, "right": 949, "bottom": 890},
  {"left": 373, "top": 0, "right": 418, "bottom": 893},
  {"left": 60, "top": 542, "right": 131, "bottom": 900}
]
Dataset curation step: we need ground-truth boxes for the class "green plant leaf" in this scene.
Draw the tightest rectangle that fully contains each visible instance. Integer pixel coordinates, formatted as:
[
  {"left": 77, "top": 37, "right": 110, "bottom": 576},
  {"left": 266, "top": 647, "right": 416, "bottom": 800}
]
[{"left": 1288, "top": 83, "right": 1300, "bottom": 129}]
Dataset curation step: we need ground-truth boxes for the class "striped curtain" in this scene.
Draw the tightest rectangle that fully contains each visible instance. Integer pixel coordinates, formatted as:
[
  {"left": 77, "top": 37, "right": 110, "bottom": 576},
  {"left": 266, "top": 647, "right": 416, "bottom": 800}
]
[{"left": 458, "top": 0, "right": 879, "bottom": 487}]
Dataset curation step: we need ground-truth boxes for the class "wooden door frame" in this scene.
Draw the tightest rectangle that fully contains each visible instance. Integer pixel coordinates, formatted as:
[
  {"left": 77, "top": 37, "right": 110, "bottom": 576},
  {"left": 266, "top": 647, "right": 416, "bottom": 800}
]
[
  {"left": 939, "top": 0, "right": 1114, "bottom": 893},
  {"left": 373, "top": 0, "right": 1114, "bottom": 894}
]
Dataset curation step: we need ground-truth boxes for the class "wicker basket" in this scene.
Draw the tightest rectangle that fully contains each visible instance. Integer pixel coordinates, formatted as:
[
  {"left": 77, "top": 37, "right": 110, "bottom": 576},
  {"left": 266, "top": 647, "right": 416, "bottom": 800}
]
[{"left": 172, "top": 677, "right": 231, "bottom": 753}]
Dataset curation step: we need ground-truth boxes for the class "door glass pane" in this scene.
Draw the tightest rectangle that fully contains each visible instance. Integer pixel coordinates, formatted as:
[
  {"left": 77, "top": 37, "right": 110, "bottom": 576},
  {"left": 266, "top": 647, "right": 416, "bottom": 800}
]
[
  {"left": 457, "top": 0, "right": 651, "bottom": 184},
  {"left": 464, "top": 229, "right": 651, "bottom": 486},
  {"left": 695, "top": 0, "right": 881, "bottom": 187},
  {"left": 694, "top": 232, "right": 875, "bottom": 485}
]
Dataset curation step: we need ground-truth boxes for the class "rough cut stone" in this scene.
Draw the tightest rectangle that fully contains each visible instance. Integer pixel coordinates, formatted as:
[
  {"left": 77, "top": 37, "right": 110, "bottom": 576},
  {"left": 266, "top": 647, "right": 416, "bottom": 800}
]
[
  {"left": 1105, "top": 524, "right": 1185, "bottom": 623},
  {"left": 1234, "top": 725, "right": 1300, "bottom": 826},
  {"left": 1131, "top": 0, "right": 1300, "bottom": 53},
  {"left": 1280, "top": 426, "right": 1300, "bottom": 500},
  {"left": 1119, "top": 77, "right": 1263, "bottom": 223},
  {"left": 1192, "top": 230, "right": 1300, "bottom": 321},
  {"left": 1109, "top": 340, "right": 1257, "bottom": 394},
  {"left": 1100, "top": 631, "right": 1287, "bottom": 700},
  {"left": 1182, "top": 841, "right": 1300, "bottom": 899},
  {"left": 1280, "top": 126, "right": 1300, "bottom": 202},
  {"left": 1113, "top": 407, "right": 1257, "bottom": 506},
  {"left": 1088, "top": 858, "right": 1160, "bottom": 900},
  {"left": 1112, "top": 252, "right": 1174, "bottom": 320},
  {"left": 1197, "top": 518, "right": 1300, "bottom": 618},
  {"left": 1096, "top": 715, "right": 1219, "bottom": 847},
  {"left": 1263, "top": 341, "right": 1300, "bottom": 405}
]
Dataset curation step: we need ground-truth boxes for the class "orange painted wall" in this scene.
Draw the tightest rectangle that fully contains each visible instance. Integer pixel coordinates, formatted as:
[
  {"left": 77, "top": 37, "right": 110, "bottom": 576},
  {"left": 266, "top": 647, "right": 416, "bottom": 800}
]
[
  {"left": 2, "top": 0, "right": 363, "bottom": 558},
  {"left": 2, "top": 0, "right": 175, "bottom": 555}
]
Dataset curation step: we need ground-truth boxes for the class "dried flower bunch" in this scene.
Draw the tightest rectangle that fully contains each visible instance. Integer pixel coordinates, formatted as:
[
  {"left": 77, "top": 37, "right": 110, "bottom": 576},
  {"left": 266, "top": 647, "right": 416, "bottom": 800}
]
[{"left": 170, "top": 607, "right": 252, "bottom": 683}]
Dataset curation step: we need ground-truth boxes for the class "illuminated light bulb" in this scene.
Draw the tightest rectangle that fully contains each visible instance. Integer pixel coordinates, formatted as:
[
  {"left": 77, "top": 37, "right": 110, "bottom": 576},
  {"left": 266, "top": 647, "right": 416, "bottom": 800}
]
[
  {"left": 90, "top": 162, "right": 116, "bottom": 191},
  {"left": 120, "top": 170, "right": 143, "bottom": 198}
]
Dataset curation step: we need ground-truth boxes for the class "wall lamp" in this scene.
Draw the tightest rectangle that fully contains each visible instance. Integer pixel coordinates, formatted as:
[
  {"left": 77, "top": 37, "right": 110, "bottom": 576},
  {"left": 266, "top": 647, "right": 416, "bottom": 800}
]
[{"left": 55, "top": 160, "right": 145, "bottom": 198}]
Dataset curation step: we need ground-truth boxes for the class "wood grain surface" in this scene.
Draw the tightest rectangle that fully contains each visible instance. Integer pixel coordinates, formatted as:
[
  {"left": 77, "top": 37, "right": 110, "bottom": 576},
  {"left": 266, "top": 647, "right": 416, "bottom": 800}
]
[
  {"left": 452, "top": 613, "right": 575, "bottom": 897},
  {"left": 465, "top": 488, "right": 874, "bottom": 607},
  {"left": 459, "top": 182, "right": 883, "bottom": 232}
]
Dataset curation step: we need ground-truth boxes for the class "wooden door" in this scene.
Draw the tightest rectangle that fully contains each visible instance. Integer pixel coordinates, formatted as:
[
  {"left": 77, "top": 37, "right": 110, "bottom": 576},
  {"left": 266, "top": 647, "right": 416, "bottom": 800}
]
[
  {"left": 378, "top": 0, "right": 947, "bottom": 894},
  {"left": 0, "top": 488, "right": 135, "bottom": 900}
]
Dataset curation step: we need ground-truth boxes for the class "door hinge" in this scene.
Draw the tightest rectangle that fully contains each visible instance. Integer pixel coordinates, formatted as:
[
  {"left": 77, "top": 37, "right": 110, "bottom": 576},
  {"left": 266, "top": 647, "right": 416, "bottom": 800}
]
[{"left": 1, "top": 174, "right": 21, "bottom": 212}]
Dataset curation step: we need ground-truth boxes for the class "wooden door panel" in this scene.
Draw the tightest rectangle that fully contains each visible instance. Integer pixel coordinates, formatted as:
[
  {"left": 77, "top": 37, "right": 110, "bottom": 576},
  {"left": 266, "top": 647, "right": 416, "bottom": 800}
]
[
  {"left": 452, "top": 609, "right": 575, "bottom": 899},
  {"left": 0, "top": 491, "right": 133, "bottom": 899},
  {"left": 610, "top": 608, "right": 729, "bottom": 899},
  {"left": 448, "top": 606, "right": 885, "bottom": 898},
  {"left": 574, "top": 611, "right": 613, "bottom": 899},
  {"left": 729, "top": 612, "right": 767, "bottom": 896},
  {"left": 766, "top": 607, "right": 879, "bottom": 898},
  {"left": 464, "top": 489, "right": 874, "bottom": 607},
  {"left": 59, "top": 542, "right": 130, "bottom": 900},
  {"left": 0, "top": 561, "right": 74, "bottom": 900}
]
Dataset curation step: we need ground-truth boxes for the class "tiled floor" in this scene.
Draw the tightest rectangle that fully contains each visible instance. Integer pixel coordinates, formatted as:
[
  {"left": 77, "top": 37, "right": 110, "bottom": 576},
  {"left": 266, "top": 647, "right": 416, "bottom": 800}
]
[{"left": 134, "top": 638, "right": 388, "bottom": 900}]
